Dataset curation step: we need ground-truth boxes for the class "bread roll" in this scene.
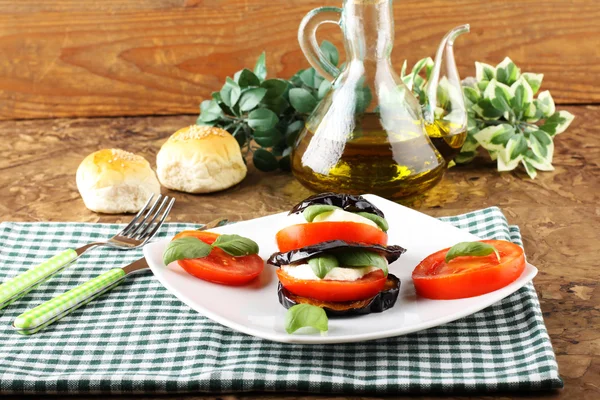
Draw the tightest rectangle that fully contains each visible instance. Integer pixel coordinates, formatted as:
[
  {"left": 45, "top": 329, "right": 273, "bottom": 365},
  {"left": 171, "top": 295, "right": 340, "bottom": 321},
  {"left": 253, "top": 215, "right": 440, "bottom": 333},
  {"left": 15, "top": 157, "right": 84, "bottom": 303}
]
[
  {"left": 76, "top": 149, "right": 161, "bottom": 214},
  {"left": 156, "top": 125, "right": 247, "bottom": 193}
]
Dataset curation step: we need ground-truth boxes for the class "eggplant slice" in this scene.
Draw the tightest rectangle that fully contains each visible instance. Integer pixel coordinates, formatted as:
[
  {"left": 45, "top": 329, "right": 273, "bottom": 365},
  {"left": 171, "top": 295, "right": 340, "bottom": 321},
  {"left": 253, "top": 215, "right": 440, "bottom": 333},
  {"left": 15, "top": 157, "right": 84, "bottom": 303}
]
[
  {"left": 288, "top": 192, "right": 385, "bottom": 218},
  {"left": 268, "top": 240, "right": 406, "bottom": 266},
  {"left": 278, "top": 274, "right": 401, "bottom": 316}
]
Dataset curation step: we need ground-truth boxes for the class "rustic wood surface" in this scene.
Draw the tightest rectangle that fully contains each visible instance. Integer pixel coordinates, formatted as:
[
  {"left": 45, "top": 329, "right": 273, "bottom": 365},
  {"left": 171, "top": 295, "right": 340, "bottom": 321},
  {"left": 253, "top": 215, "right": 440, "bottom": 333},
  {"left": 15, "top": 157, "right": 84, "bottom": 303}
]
[
  {"left": 0, "top": 105, "right": 598, "bottom": 399},
  {"left": 0, "top": 0, "right": 599, "bottom": 120}
]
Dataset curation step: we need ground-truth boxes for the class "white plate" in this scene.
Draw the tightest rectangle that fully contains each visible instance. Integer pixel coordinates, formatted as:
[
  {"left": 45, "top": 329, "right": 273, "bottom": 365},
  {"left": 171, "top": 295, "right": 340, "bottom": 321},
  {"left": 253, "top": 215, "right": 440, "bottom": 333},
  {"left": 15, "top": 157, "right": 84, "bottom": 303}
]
[{"left": 144, "top": 195, "right": 537, "bottom": 344}]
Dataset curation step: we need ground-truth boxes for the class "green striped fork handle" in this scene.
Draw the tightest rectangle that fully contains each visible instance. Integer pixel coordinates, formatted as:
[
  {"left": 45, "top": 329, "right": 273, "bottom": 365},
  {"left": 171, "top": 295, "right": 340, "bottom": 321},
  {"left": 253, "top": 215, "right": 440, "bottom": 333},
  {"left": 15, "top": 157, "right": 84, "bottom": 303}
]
[
  {"left": 0, "top": 249, "right": 84, "bottom": 310},
  {"left": 13, "top": 268, "right": 126, "bottom": 335}
]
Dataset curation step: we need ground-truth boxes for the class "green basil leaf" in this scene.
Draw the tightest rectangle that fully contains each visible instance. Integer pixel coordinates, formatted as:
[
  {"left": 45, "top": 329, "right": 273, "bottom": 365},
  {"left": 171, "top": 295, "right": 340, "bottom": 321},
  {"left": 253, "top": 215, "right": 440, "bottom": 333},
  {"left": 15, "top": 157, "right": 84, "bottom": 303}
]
[
  {"left": 317, "top": 79, "right": 332, "bottom": 100},
  {"left": 247, "top": 108, "right": 279, "bottom": 131},
  {"left": 278, "top": 154, "right": 291, "bottom": 171},
  {"left": 253, "top": 52, "right": 267, "bottom": 81},
  {"left": 198, "top": 99, "right": 223, "bottom": 122},
  {"left": 163, "top": 237, "right": 212, "bottom": 265},
  {"left": 261, "top": 79, "right": 289, "bottom": 99},
  {"left": 234, "top": 68, "right": 261, "bottom": 88},
  {"left": 212, "top": 234, "right": 259, "bottom": 256},
  {"left": 355, "top": 212, "right": 389, "bottom": 232},
  {"left": 238, "top": 87, "right": 267, "bottom": 112},
  {"left": 320, "top": 40, "right": 339, "bottom": 66},
  {"left": 445, "top": 241, "right": 500, "bottom": 263},
  {"left": 285, "top": 304, "right": 328, "bottom": 334},
  {"left": 299, "top": 68, "right": 323, "bottom": 89},
  {"left": 307, "top": 254, "right": 339, "bottom": 279},
  {"left": 289, "top": 88, "right": 317, "bottom": 114},
  {"left": 302, "top": 204, "right": 341, "bottom": 222},
  {"left": 253, "top": 128, "right": 282, "bottom": 147},
  {"left": 220, "top": 77, "right": 241, "bottom": 107},
  {"left": 252, "top": 148, "right": 279, "bottom": 171},
  {"left": 335, "top": 251, "right": 388, "bottom": 276},
  {"left": 286, "top": 120, "right": 304, "bottom": 135},
  {"left": 261, "top": 96, "right": 289, "bottom": 115}
]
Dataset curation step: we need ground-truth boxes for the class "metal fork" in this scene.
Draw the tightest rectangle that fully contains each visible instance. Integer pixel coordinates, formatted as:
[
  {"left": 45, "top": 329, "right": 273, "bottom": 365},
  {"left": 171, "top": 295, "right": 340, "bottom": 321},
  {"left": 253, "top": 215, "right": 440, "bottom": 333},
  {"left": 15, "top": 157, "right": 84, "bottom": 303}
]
[{"left": 0, "top": 194, "right": 175, "bottom": 310}]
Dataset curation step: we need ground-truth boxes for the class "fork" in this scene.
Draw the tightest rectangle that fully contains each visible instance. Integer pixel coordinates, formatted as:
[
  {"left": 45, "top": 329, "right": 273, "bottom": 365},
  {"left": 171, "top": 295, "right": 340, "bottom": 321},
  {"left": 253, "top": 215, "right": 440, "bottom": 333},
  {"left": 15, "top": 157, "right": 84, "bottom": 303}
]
[{"left": 0, "top": 194, "right": 175, "bottom": 310}]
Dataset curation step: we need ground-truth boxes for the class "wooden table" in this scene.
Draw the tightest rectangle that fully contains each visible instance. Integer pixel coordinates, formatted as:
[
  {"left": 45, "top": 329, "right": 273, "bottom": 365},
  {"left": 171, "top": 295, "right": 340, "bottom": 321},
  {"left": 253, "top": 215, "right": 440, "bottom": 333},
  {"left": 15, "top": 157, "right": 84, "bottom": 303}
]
[{"left": 1, "top": 105, "right": 598, "bottom": 400}]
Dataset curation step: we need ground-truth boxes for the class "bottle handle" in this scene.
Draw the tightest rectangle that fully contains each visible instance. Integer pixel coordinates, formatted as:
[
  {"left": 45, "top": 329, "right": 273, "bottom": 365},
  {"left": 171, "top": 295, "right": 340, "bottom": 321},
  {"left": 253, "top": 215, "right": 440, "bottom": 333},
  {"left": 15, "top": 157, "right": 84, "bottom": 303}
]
[{"left": 298, "top": 6, "right": 342, "bottom": 82}]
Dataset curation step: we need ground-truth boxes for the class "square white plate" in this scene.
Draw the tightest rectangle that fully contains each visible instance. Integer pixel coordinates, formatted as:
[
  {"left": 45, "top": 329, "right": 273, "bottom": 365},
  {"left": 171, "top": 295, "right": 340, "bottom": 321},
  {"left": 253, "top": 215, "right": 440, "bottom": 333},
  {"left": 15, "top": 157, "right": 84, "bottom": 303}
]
[{"left": 144, "top": 195, "right": 537, "bottom": 344}]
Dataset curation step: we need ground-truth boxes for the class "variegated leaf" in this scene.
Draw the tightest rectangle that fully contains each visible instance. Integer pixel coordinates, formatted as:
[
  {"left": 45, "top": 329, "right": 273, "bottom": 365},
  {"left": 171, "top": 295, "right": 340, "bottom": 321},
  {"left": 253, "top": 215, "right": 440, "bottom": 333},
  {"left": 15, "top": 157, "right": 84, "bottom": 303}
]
[
  {"left": 521, "top": 72, "right": 544, "bottom": 94},
  {"left": 510, "top": 76, "right": 534, "bottom": 106},
  {"left": 525, "top": 149, "right": 555, "bottom": 171},
  {"left": 495, "top": 57, "right": 520, "bottom": 85},
  {"left": 484, "top": 79, "right": 513, "bottom": 114},
  {"left": 475, "top": 62, "right": 496, "bottom": 81},
  {"left": 522, "top": 159, "right": 538, "bottom": 179},
  {"left": 473, "top": 124, "right": 515, "bottom": 153},
  {"left": 540, "top": 111, "right": 575, "bottom": 136},
  {"left": 527, "top": 128, "right": 554, "bottom": 162},
  {"left": 400, "top": 60, "right": 408, "bottom": 78},
  {"left": 536, "top": 90, "right": 556, "bottom": 117}
]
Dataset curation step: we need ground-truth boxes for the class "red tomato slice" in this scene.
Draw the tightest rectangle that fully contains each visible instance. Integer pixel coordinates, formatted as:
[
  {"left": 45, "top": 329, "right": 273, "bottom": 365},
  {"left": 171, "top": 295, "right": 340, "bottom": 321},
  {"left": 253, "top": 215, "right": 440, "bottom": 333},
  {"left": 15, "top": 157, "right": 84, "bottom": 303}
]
[
  {"left": 276, "top": 268, "right": 387, "bottom": 302},
  {"left": 412, "top": 239, "right": 526, "bottom": 299},
  {"left": 172, "top": 230, "right": 264, "bottom": 286},
  {"left": 276, "top": 221, "right": 387, "bottom": 252}
]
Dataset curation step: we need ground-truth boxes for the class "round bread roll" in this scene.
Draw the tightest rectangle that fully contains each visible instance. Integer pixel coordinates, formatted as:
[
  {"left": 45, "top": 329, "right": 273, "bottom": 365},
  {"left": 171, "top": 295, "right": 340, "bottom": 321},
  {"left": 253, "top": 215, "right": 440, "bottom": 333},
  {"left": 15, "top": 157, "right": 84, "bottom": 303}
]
[
  {"left": 156, "top": 125, "right": 247, "bottom": 193},
  {"left": 76, "top": 149, "right": 161, "bottom": 214}
]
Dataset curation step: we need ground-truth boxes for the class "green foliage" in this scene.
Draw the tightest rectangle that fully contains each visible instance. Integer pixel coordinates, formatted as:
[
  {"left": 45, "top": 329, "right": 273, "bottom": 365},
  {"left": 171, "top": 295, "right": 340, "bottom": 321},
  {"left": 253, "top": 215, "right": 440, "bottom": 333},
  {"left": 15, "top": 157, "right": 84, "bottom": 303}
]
[
  {"left": 199, "top": 41, "right": 573, "bottom": 179},
  {"left": 196, "top": 42, "right": 338, "bottom": 172},
  {"left": 403, "top": 56, "right": 574, "bottom": 179}
]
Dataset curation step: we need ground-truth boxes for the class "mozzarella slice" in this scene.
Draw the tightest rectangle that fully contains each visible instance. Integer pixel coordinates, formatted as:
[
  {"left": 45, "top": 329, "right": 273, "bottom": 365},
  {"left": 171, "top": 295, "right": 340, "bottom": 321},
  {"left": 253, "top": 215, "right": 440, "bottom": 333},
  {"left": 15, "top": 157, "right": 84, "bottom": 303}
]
[
  {"left": 312, "top": 208, "right": 378, "bottom": 228},
  {"left": 281, "top": 263, "right": 381, "bottom": 281}
]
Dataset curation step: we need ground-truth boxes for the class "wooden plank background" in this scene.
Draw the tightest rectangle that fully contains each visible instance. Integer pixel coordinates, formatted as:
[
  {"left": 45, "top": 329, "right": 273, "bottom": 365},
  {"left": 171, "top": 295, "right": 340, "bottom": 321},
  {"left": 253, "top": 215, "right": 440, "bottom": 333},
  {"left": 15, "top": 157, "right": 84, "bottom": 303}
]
[{"left": 0, "top": 0, "right": 598, "bottom": 120}]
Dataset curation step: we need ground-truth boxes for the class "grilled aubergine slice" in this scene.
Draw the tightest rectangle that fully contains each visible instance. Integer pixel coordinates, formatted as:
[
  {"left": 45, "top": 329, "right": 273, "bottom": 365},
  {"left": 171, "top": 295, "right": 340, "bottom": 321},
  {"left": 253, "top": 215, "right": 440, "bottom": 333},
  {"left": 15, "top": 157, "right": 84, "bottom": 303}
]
[
  {"left": 288, "top": 192, "right": 385, "bottom": 218},
  {"left": 269, "top": 241, "right": 405, "bottom": 316}
]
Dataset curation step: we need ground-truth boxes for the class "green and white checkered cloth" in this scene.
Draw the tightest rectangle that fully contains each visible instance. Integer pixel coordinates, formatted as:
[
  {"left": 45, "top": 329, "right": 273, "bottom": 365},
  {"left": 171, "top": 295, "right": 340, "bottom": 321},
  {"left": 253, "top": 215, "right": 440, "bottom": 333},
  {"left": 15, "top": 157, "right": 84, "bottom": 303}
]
[{"left": 0, "top": 207, "right": 562, "bottom": 395}]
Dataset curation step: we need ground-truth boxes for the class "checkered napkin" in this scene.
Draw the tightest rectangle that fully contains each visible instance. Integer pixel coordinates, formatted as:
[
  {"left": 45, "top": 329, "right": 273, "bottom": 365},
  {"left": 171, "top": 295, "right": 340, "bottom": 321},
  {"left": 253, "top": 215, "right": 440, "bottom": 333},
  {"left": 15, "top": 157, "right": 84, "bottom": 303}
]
[{"left": 0, "top": 207, "right": 562, "bottom": 395}]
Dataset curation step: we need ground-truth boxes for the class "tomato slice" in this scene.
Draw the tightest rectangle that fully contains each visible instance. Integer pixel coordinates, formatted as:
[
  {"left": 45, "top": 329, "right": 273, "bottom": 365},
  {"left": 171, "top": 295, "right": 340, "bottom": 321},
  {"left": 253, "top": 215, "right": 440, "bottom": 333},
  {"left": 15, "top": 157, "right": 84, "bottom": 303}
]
[
  {"left": 276, "top": 221, "right": 387, "bottom": 252},
  {"left": 172, "top": 230, "right": 264, "bottom": 286},
  {"left": 412, "top": 240, "right": 526, "bottom": 299},
  {"left": 276, "top": 268, "right": 387, "bottom": 302}
]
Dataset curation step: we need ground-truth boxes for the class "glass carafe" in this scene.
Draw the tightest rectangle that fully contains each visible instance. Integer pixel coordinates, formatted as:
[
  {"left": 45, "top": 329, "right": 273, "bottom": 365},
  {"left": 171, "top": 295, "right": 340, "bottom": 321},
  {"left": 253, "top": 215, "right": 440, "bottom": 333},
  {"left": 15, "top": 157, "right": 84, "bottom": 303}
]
[{"left": 292, "top": 0, "right": 468, "bottom": 200}]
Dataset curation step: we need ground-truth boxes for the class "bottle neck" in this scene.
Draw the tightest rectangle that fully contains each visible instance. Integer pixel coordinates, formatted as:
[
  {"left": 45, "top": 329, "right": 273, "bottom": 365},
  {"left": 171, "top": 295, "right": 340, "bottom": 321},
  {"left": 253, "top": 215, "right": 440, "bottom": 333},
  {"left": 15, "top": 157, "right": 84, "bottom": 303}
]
[{"left": 343, "top": 0, "right": 394, "bottom": 61}]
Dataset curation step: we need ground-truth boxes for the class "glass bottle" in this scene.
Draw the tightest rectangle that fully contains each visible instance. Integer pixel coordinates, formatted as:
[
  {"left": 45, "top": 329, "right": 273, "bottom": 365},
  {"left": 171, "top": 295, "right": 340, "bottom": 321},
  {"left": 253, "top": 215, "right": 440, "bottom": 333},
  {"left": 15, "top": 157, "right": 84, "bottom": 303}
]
[{"left": 292, "top": 0, "right": 468, "bottom": 200}]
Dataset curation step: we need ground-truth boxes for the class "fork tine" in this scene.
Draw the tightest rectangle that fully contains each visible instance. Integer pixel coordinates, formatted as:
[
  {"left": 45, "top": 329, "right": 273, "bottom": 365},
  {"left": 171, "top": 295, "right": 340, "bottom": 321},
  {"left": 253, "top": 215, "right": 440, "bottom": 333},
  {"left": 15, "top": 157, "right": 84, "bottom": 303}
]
[
  {"left": 119, "top": 194, "right": 159, "bottom": 236},
  {"left": 132, "top": 196, "right": 170, "bottom": 240},
  {"left": 125, "top": 194, "right": 165, "bottom": 237},
  {"left": 138, "top": 197, "right": 175, "bottom": 242}
]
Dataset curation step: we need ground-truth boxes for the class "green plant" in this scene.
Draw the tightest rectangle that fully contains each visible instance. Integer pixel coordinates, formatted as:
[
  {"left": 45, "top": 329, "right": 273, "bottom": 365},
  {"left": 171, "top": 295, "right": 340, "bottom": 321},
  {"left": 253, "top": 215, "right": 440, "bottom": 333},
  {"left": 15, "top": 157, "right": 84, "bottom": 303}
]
[
  {"left": 196, "top": 43, "right": 338, "bottom": 172},
  {"left": 403, "top": 57, "right": 575, "bottom": 178},
  {"left": 199, "top": 43, "right": 574, "bottom": 179}
]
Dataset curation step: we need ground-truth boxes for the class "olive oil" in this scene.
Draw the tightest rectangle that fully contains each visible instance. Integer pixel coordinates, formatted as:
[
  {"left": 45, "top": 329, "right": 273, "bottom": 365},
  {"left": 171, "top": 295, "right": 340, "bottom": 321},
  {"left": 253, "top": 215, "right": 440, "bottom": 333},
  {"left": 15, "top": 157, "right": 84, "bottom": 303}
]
[
  {"left": 291, "top": 113, "right": 446, "bottom": 200},
  {"left": 425, "top": 120, "right": 467, "bottom": 162}
]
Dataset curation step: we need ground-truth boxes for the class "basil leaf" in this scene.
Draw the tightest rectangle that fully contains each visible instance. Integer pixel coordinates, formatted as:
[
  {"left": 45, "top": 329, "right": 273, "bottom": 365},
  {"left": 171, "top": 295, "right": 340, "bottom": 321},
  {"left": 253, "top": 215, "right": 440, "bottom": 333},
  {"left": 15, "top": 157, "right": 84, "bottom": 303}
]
[
  {"left": 445, "top": 241, "right": 500, "bottom": 263},
  {"left": 238, "top": 87, "right": 267, "bottom": 112},
  {"left": 335, "top": 251, "right": 388, "bottom": 277},
  {"left": 253, "top": 52, "right": 267, "bottom": 81},
  {"left": 252, "top": 148, "right": 279, "bottom": 172},
  {"left": 302, "top": 204, "right": 340, "bottom": 222},
  {"left": 289, "top": 88, "right": 317, "bottom": 114},
  {"left": 355, "top": 212, "right": 389, "bottom": 231},
  {"left": 212, "top": 234, "right": 259, "bottom": 256},
  {"left": 247, "top": 108, "right": 279, "bottom": 131},
  {"left": 163, "top": 237, "right": 212, "bottom": 265},
  {"left": 220, "top": 77, "right": 241, "bottom": 108},
  {"left": 284, "top": 304, "right": 328, "bottom": 334},
  {"left": 307, "top": 254, "right": 339, "bottom": 279}
]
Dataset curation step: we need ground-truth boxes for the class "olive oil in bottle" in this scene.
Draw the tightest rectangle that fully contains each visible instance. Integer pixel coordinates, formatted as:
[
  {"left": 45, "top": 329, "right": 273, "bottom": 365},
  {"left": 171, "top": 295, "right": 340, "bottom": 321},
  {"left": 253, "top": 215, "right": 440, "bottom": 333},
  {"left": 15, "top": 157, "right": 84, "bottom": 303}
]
[
  {"left": 425, "top": 119, "right": 467, "bottom": 162},
  {"left": 291, "top": 113, "right": 446, "bottom": 200}
]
